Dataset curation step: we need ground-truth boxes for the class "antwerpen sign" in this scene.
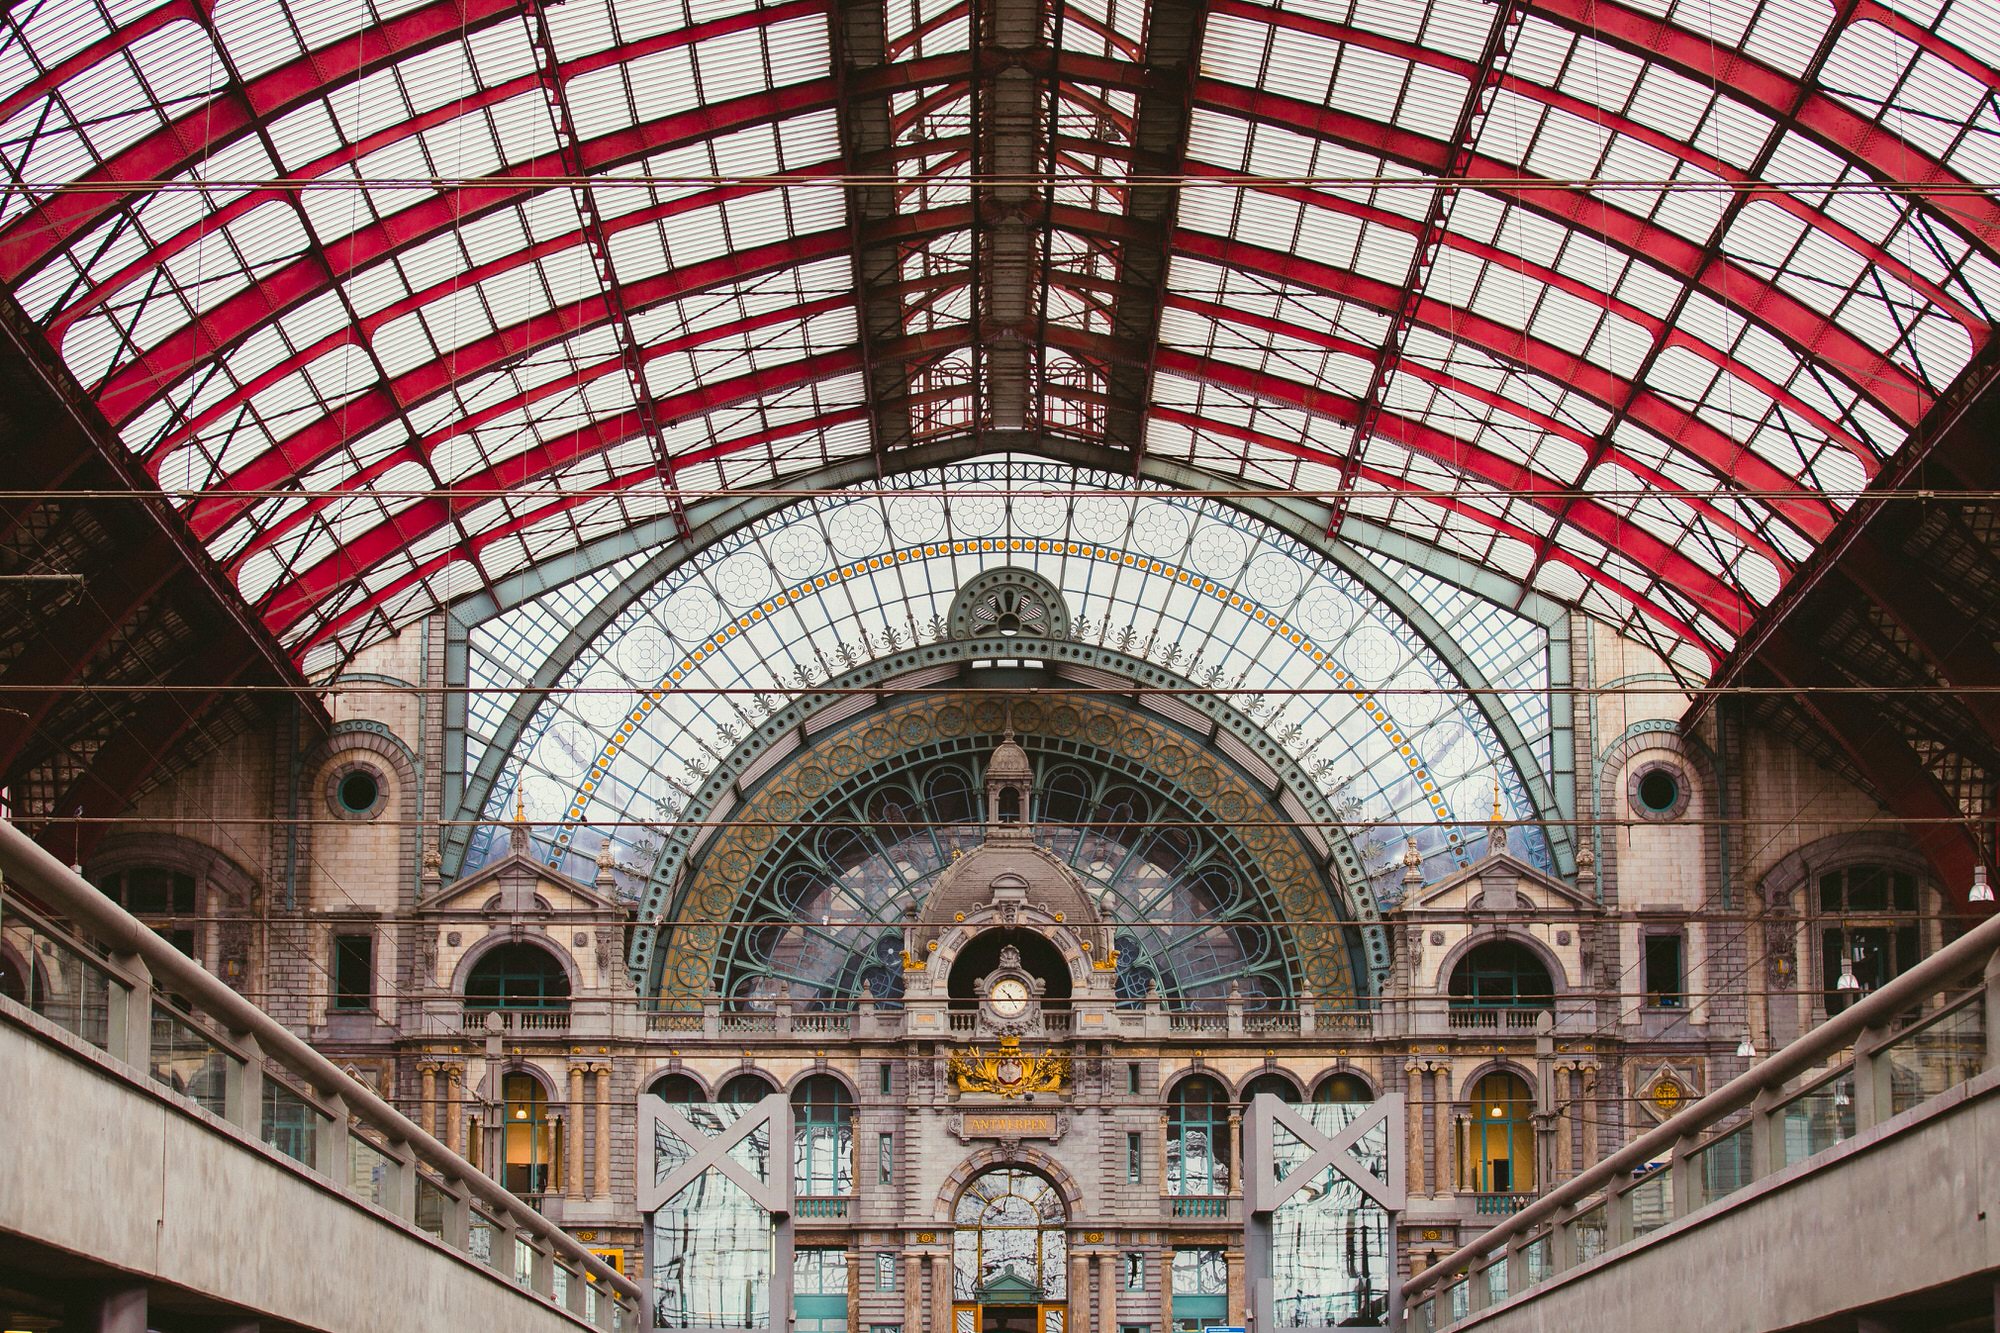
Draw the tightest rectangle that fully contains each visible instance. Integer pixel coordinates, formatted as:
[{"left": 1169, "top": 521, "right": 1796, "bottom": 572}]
[{"left": 950, "top": 1109, "right": 1070, "bottom": 1143}]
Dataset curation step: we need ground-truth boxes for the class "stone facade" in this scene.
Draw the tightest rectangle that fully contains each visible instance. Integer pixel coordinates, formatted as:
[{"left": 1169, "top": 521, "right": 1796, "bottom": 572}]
[{"left": 79, "top": 609, "right": 1947, "bottom": 1319}]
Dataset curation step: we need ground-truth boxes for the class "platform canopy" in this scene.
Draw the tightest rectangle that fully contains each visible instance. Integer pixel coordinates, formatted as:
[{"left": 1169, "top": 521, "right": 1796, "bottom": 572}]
[{"left": 0, "top": 0, "right": 1992, "bottom": 686}]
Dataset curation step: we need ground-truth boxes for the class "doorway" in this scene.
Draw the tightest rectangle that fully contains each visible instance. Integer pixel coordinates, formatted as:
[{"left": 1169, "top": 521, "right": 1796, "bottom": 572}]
[{"left": 953, "top": 1303, "right": 1067, "bottom": 1333}]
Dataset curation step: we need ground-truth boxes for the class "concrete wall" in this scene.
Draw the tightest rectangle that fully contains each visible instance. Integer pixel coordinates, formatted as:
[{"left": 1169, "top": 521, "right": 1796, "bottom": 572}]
[
  {"left": 0, "top": 1008, "right": 604, "bottom": 1333},
  {"left": 1447, "top": 1069, "right": 2000, "bottom": 1333}
]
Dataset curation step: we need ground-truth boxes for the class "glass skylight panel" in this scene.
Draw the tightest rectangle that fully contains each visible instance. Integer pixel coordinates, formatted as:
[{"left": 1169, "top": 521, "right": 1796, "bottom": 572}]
[{"left": 464, "top": 459, "right": 1554, "bottom": 890}]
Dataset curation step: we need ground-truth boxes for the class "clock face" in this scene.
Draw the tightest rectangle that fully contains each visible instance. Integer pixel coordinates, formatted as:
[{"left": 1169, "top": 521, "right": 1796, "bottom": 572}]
[{"left": 988, "top": 976, "right": 1032, "bottom": 1018}]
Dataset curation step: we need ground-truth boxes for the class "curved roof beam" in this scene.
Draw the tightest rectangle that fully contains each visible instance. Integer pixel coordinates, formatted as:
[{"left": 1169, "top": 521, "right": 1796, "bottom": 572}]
[
  {"left": 1161, "top": 296, "right": 1807, "bottom": 560},
  {"left": 1151, "top": 347, "right": 1751, "bottom": 636},
  {"left": 281, "top": 312, "right": 1740, "bottom": 655},
  {"left": 86, "top": 83, "right": 841, "bottom": 423},
  {"left": 0, "top": 0, "right": 529, "bottom": 277},
  {"left": 1170, "top": 229, "right": 1828, "bottom": 543},
  {"left": 1145, "top": 402, "right": 1708, "bottom": 651},
  {"left": 1175, "top": 167, "right": 1867, "bottom": 506},
  {"left": 179, "top": 227, "right": 854, "bottom": 541},
  {"left": 1193, "top": 82, "right": 1936, "bottom": 428},
  {"left": 1522, "top": 0, "right": 2000, "bottom": 262},
  {"left": 1208, "top": 0, "right": 1986, "bottom": 335},
  {"left": 261, "top": 344, "right": 864, "bottom": 638}
]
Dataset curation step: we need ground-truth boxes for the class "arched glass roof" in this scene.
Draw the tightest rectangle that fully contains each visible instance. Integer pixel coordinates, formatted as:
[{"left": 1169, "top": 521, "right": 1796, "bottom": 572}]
[
  {"left": 0, "top": 0, "right": 1995, "bottom": 679},
  {"left": 456, "top": 460, "right": 1557, "bottom": 907}
]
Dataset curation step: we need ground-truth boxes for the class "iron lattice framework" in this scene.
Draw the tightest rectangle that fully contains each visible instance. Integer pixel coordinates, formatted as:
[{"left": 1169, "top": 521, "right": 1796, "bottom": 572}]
[{"left": 0, "top": 0, "right": 1991, "bottom": 687}]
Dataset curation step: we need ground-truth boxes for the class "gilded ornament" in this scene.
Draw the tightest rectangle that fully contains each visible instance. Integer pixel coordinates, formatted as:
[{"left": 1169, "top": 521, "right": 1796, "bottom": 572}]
[{"left": 947, "top": 1039, "right": 1070, "bottom": 1098}]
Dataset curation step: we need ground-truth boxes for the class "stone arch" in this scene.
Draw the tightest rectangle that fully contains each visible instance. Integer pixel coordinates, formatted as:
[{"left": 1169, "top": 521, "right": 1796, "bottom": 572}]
[
  {"left": 932, "top": 1147, "right": 1086, "bottom": 1227},
  {"left": 448, "top": 930, "right": 582, "bottom": 997},
  {"left": 84, "top": 832, "right": 259, "bottom": 986},
  {"left": 1594, "top": 725, "right": 1723, "bottom": 910},
  {"left": 1235, "top": 1067, "right": 1304, "bottom": 1100},
  {"left": 1159, "top": 1066, "right": 1232, "bottom": 1101},
  {"left": 640, "top": 1065, "right": 713, "bottom": 1099},
  {"left": 1455, "top": 1058, "right": 1539, "bottom": 1105},
  {"left": 784, "top": 1066, "right": 862, "bottom": 1099},
  {"left": 1433, "top": 929, "right": 1571, "bottom": 998},
  {"left": 1312, "top": 1066, "right": 1377, "bottom": 1101},
  {"left": 298, "top": 718, "right": 424, "bottom": 908}
]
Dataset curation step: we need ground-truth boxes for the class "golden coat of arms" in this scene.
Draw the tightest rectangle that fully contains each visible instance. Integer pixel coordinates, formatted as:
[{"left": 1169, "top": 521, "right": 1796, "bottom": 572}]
[{"left": 947, "top": 1037, "right": 1069, "bottom": 1097}]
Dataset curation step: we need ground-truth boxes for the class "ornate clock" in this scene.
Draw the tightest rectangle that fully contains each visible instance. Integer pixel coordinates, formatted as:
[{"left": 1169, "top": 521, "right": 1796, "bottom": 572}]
[{"left": 974, "top": 945, "right": 1047, "bottom": 1038}]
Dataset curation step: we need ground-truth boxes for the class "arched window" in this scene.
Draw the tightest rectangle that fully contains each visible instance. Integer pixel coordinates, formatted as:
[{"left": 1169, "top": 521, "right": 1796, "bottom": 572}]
[
  {"left": 649, "top": 1073, "right": 706, "bottom": 1102},
  {"left": 1457, "top": 1071, "right": 1535, "bottom": 1198},
  {"left": 1241, "top": 1072, "right": 1299, "bottom": 1105},
  {"left": 1448, "top": 941, "right": 1554, "bottom": 1010},
  {"left": 464, "top": 942, "right": 570, "bottom": 1011},
  {"left": 717, "top": 1072, "right": 777, "bottom": 1103},
  {"left": 94, "top": 867, "right": 199, "bottom": 960},
  {"left": 1167, "top": 1075, "right": 1230, "bottom": 1197},
  {"left": 1817, "top": 865, "right": 1926, "bottom": 1015},
  {"left": 501, "top": 1072, "right": 557, "bottom": 1196},
  {"left": 1313, "top": 1072, "right": 1372, "bottom": 1104},
  {"left": 952, "top": 1167, "right": 1069, "bottom": 1303},
  {"left": 792, "top": 1074, "right": 853, "bottom": 1198},
  {"left": 0, "top": 941, "right": 35, "bottom": 1008}
]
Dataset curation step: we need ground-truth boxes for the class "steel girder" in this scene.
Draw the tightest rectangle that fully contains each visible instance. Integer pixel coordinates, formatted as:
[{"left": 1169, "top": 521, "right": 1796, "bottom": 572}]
[
  {"left": 1756, "top": 627, "right": 1981, "bottom": 906},
  {"left": 1519, "top": 0, "right": 1870, "bottom": 617},
  {"left": 1169, "top": 229, "right": 1819, "bottom": 553},
  {"left": 1153, "top": 346, "right": 1751, "bottom": 636},
  {"left": 1524, "top": 0, "right": 2000, "bottom": 263},
  {"left": 1093, "top": 0, "right": 1206, "bottom": 459},
  {"left": 1207, "top": 0, "right": 1991, "bottom": 330},
  {"left": 84, "top": 84, "right": 842, "bottom": 424},
  {"left": 1162, "top": 292, "right": 1804, "bottom": 563},
  {"left": 1330, "top": 0, "right": 1528, "bottom": 534},
  {"left": 1193, "top": 79, "right": 1936, "bottom": 430}
]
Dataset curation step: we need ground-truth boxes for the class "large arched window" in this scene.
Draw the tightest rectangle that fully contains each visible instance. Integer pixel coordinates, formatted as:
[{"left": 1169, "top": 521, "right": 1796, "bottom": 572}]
[
  {"left": 1167, "top": 1075, "right": 1231, "bottom": 1197},
  {"left": 1817, "top": 865, "right": 1927, "bottom": 1015},
  {"left": 792, "top": 1075, "right": 853, "bottom": 1198},
  {"left": 1313, "top": 1072, "right": 1372, "bottom": 1104},
  {"left": 718, "top": 1072, "right": 777, "bottom": 1103},
  {"left": 1447, "top": 941, "right": 1554, "bottom": 1011},
  {"left": 0, "top": 941, "right": 35, "bottom": 1008},
  {"left": 1241, "top": 1072, "right": 1299, "bottom": 1106},
  {"left": 464, "top": 942, "right": 571, "bottom": 1011},
  {"left": 1457, "top": 1071, "right": 1536, "bottom": 1200},
  {"left": 649, "top": 1072, "right": 706, "bottom": 1102},
  {"left": 952, "top": 1168, "right": 1069, "bottom": 1303},
  {"left": 501, "top": 1071, "right": 557, "bottom": 1196},
  {"left": 93, "top": 867, "right": 199, "bottom": 960}
]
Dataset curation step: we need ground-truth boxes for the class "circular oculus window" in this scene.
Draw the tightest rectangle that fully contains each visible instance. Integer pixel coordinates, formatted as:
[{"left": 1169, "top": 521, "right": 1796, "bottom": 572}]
[{"left": 1629, "top": 760, "right": 1689, "bottom": 821}]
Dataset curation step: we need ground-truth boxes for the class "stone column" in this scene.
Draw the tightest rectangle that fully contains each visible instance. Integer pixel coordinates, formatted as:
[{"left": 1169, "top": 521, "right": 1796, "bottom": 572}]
[
  {"left": 568, "top": 1065, "right": 588, "bottom": 1198},
  {"left": 1433, "top": 1065, "right": 1454, "bottom": 1194},
  {"left": 847, "top": 1246, "right": 862, "bottom": 1333},
  {"left": 1070, "top": 1252, "right": 1091, "bottom": 1333},
  {"left": 1099, "top": 1252, "right": 1117, "bottom": 1333},
  {"left": 1404, "top": 1064, "right": 1426, "bottom": 1196},
  {"left": 419, "top": 1063, "right": 439, "bottom": 1139},
  {"left": 1579, "top": 1065, "right": 1600, "bottom": 1169},
  {"left": 1224, "top": 1251, "right": 1245, "bottom": 1328},
  {"left": 1157, "top": 1248, "right": 1174, "bottom": 1333},
  {"left": 445, "top": 1065, "right": 464, "bottom": 1155},
  {"left": 930, "top": 1252, "right": 951, "bottom": 1333},
  {"left": 904, "top": 1254, "right": 923, "bottom": 1333},
  {"left": 594, "top": 1065, "right": 613, "bottom": 1199}
]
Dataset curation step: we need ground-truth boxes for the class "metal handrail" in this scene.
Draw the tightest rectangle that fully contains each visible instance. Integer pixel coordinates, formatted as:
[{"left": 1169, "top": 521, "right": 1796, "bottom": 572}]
[
  {"left": 0, "top": 818, "right": 644, "bottom": 1313},
  {"left": 1404, "top": 906, "right": 2000, "bottom": 1311}
]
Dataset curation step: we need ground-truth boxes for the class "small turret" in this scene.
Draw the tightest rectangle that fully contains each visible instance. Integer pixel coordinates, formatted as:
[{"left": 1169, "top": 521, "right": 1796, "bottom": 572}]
[{"left": 985, "top": 731, "right": 1034, "bottom": 843}]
